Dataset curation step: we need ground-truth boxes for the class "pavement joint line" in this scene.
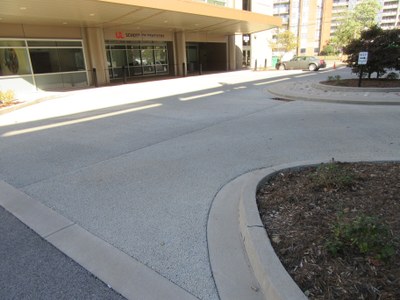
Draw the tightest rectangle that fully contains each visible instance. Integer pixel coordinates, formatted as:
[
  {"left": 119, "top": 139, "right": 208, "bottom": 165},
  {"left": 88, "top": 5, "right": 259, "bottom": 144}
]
[
  {"left": 0, "top": 180, "right": 198, "bottom": 300},
  {"left": 43, "top": 222, "right": 76, "bottom": 239}
]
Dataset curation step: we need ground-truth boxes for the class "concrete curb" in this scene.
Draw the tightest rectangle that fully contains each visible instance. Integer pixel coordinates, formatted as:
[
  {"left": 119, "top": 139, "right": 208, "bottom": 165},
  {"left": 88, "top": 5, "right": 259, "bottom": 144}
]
[
  {"left": 238, "top": 163, "right": 319, "bottom": 300},
  {"left": 313, "top": 82, "right": 400, "bottom": 93},
  {"left": 208, "top": 173, "right": 264, "bottom": 300},
  {"left": 268, "top": 85, "right": 400, "bottom": 106},
  {"left": 0, "top": 180, "right": 197, "bottom": 300},
  {"left": 0, "top": 94, "right": 65, "bottom": 116},
  {"left": 234, "top": 159, "right": 400, "bottom": 300},
  {"left": 208, "top": 161, "right": 321, "bottom": 300}
]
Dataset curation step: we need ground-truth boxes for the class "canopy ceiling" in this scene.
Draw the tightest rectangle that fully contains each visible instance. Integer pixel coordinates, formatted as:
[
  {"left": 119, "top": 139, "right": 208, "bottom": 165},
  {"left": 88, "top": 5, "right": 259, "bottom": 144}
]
[{"left": 0, "top": 0, "right": 282, "bottom": 35}]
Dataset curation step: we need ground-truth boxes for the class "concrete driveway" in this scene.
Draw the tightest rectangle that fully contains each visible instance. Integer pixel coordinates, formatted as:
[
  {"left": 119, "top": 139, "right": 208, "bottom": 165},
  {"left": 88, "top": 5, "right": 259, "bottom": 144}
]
[{"left": 1, "top": 69, "right": 399, "bottom": 299}]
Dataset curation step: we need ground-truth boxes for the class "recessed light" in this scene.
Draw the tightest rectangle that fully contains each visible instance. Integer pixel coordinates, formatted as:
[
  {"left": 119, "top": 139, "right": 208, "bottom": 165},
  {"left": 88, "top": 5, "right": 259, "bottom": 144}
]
[
  {"left": 89, "top": 13, "right": 95, "bottom": 16},
  {"left": 20, "top": 7, "right": 27, "bottom": 10}
]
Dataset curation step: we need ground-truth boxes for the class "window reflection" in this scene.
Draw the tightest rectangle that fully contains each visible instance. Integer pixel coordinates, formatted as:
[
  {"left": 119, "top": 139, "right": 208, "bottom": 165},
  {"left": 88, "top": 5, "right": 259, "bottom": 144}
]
[
  {"left": 0, "top": 48, "right": 32, "bottom": 76},
  {"left": 105, "top": 41, "right": 169, "bottom": 80},
  {"left": 0, "top": 39, "right": 88, "bottom": 89}
]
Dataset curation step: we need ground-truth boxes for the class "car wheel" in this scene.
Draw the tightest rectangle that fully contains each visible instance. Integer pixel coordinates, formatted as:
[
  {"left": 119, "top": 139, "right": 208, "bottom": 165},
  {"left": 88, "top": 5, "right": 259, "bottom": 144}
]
[
  {"left": 279, "top": 64, "right": 286, "bottom": 70},
  {"left": 308, "top": 64, "right": 317, "bottom": 71}
]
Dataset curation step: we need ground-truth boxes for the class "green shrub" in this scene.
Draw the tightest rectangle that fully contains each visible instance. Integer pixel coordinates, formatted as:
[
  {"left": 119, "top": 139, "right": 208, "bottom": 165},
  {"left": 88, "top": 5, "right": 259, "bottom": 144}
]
[
  {"left": 327, "top": 75, "right": 342, "bottom": 85},
  {"left": 0, "top": 89, "right": 15, "bottom": 105},
  {"left": 386, "top": 72, "right": 399, "bottom": 80},
  {"left": 311, "top": 161, "right": 354, "bottom": 190},
  {"left": 327, "top": 214, "right": 396, "bottom": 263}
]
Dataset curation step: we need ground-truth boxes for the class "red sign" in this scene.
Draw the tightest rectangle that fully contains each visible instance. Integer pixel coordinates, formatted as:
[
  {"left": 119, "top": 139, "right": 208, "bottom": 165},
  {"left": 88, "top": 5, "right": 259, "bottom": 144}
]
[{"left": 115, "top": 32, "right": 125, "bottom": 39}]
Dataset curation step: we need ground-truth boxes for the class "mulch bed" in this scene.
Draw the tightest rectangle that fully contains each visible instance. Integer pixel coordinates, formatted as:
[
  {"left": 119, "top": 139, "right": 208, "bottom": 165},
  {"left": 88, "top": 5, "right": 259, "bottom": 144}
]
[
  {"left": 0, "top": 101, "right": 20, "bottom": 109},
  {"left": 321, "top": 79, "right": 400, "bottom": 88},
  {"left": 257, "top": 162, "right": 400, "bottom": 299}
]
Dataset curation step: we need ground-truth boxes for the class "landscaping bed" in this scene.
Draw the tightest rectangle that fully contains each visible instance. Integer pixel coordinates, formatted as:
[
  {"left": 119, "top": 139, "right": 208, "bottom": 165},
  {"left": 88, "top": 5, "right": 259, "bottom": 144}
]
[
  {"left": 321, "top": 79, "right": 400, "bottom": 88},
  {"left": 257, "top": 161, "right": 400, "bottom": 299}
]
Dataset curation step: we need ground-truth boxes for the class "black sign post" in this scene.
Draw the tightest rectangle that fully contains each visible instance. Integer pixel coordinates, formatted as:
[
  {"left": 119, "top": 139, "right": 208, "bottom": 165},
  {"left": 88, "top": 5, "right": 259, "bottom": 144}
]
[{"left": 358, "top": 65, "right": 364, "bottom": 87}]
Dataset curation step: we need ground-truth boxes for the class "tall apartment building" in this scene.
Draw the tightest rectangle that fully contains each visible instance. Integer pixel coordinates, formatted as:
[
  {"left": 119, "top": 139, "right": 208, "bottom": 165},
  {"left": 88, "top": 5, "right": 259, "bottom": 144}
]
[
  {"left": 273, "top": 0, "right": 399, "bottom": 57},
  {"left": 273, "top": 0, "right": 332, "bottom": 56},
  {"left": 380, "top": 0, "right": 400, "bottom": 29}
]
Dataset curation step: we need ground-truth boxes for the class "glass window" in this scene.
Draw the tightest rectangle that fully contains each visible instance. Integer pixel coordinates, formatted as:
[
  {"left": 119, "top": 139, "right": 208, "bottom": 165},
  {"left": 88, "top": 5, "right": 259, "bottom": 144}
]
[
  {"left": 141, "top": 47, "right": 155, "bottom": 66},
  {"left": 0, "top": 40, "right": 26, "bottom": 47},
  {"left": 1, "top": 39, "right": 87, "bottom": 90},
  {"left": 0, "top": 48, "right": 32, "bottom": 76},
  {"left": 58, "top": 49, "right": 85, "bottom": 72},
  {"left": 29, "top": 48, "right": 85, "bottom": 74},
  {"left": 27, "top": 41, "right": 58, "bottom": 47},
  {"left": 29, "top": 49, "right": 60, "bottom": 73},
  {"left": 111, "top": 45, "right": 126, "bottom": 50},
  {"left": 105, "top": 41, "right": 169, "bottom": 79},
  {"left": 128, "top": 49, "right": 142, "bottom": 66},
  {"left": 27, "top": 40, "right": 82, "bottom": 47},
  {"left": 110, "top": 50, "right": 127, "bottom": 67},
  {"left": 154, "top": 49, "right": 167, "bottom": 65},
  {"left": 56, "top": 41, "right": 82, "bottom": 47}
]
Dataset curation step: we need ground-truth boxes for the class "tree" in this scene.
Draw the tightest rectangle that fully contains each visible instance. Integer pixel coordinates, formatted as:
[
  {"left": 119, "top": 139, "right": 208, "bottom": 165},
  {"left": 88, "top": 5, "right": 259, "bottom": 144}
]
[
  {"left": 343, "top": 26, "right": 400, "bottom": 78},
  {"left": 352, "top": 0, "right": 381, "bottom": 30},
  {"left": 331, "top": 0, "right": 381, "bottom": 52},
  {"left": 320, "top": 43, "right": 339, "bottom": 56},
  {"left": 270, "top": 30, "right": 297, "bottom": 57}
]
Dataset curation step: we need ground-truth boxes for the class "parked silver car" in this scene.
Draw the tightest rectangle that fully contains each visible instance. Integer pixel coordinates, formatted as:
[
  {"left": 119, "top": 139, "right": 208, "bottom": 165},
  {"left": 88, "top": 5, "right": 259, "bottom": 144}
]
[{"left": 276, "top": 56, "right": 326, "bottom": 71}]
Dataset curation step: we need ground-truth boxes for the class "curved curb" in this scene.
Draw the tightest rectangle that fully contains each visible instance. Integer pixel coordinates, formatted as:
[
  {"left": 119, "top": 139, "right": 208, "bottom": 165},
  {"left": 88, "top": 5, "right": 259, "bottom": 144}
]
[
  {"left": 208, "top": 161, "right": 320, "bottom": 300},
  {"left": 238, "top": 159, "right": 400, "bottom": 300},
  {"left": 313, "top": 82, "right": 400, "bottom": 93},
  {"left": 238, "top": 163, "right": 315, "bottom": 300},
  {"left": 209, "top": 159, "right": 400, "bottom": 300},
  {"left": 268, "top": 86, "right": 400, "bottom": 106}
]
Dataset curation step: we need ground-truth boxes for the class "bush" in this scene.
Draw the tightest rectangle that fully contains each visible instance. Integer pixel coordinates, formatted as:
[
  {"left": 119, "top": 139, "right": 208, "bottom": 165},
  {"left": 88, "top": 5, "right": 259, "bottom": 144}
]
[
  {"left": 327, "top": 214, "right": 396, "bottom": 263},
  {"left": 0, "top": 89, "right": 15, "bottom": 105},
  {"left": 386, "top": 72, "right": 399, "bottom": 80},
  {"left": 327, "top": 75, "right": 341, "bottom": 83},
  {"left": 320, "top": 44, "right": 339, "bottom": 56},
  {"left": 310, "top": 161, "right": 354, "bottom": 190}
]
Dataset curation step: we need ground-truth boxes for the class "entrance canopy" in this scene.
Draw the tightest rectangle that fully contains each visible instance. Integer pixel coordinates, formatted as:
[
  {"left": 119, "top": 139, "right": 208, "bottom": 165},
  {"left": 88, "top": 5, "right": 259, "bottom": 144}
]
[{"left": 0, "top": 0, "right": 281, "bottom": 35}]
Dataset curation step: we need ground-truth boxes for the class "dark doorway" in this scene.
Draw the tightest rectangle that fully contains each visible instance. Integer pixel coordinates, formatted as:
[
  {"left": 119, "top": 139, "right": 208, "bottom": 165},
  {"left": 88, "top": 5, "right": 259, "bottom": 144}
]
[{"left": 186, "top": 42, "right": 227, "bottom": 73}]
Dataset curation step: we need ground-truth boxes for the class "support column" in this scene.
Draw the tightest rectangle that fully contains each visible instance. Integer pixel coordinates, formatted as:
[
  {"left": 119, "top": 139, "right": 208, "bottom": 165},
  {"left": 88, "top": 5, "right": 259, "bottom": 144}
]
[
  {"left": 235, "top": 34, "right": 243, "bottom": 69},
  {"left": 84, "top": 27, "right": 109, "bottom": 86},
  {"left": 174, "top": 31, "right": 187, "bottom": 76},
  {"left": 228, "top": 35, "right": 236, "bottom": 71},
  {"left": 228, "top": 34, "right": 243, "bottom": 71}
]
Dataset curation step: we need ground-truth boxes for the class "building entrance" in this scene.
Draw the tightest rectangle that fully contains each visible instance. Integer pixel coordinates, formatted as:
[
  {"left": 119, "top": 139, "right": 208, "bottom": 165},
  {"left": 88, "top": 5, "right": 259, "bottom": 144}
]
[
  {"left": 186, "top": 42, "right": 226, "bottom": 73},
  {"left": 105, "top": 41, "right": 172, "bottom": 81}
]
